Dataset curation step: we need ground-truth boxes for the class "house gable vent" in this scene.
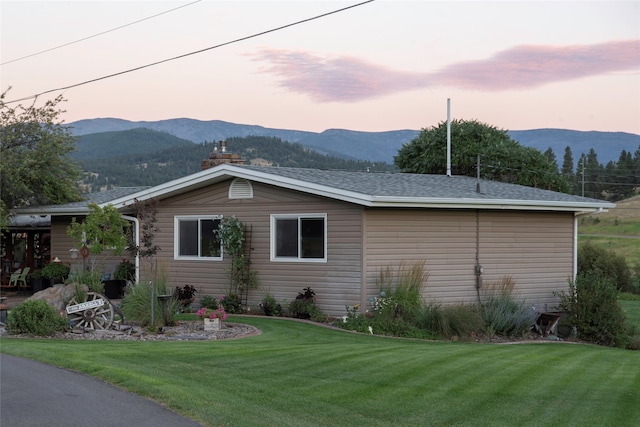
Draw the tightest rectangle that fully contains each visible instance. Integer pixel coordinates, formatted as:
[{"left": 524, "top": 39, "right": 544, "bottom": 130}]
[{"left": 228, "top": 178, "right": 253, "bottom": 199}]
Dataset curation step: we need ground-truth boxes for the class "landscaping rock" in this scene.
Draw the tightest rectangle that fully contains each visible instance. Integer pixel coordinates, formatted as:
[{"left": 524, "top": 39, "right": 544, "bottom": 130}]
[{"left": 26, "top": 284, "right": 89, "bottom": 313}]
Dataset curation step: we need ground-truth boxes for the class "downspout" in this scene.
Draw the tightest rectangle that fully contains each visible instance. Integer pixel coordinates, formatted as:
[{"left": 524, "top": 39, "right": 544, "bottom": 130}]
[
  {"left": 573, "top": 214, "right": 578, "bottom": 281},
  {"left": 475, "top": 209, "right": 483, "bottom": 304},
  {"left": 446, "top": 98, "right": 452, "bottom": 177},
  {"left": 121, "top": 215, "right": 140, "bottom": 284}
]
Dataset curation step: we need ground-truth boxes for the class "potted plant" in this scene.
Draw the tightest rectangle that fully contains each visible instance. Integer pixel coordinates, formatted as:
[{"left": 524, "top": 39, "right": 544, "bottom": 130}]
[
  {"left": 196, "top": 306, "right": 228, "bottom": 331},
  {"left": 29, "top": 270, "right": 48, "bottom": 292},
  {"left": 104, "top": 259, "right": 135, "bottom": 299},
  {"left": 114, "top": 259, "right": 135, "bottom": 282},
  {"left": 40, "top": 261, "right": 70, "bottom": 285}
]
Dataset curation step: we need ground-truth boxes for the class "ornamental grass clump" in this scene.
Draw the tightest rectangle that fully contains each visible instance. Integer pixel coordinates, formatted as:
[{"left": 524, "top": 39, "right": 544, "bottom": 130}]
[
  {"left": 121, "top": 262, "right": 180, "bottom": 328},
  {"left": 481, "top": 276, "right": 537, "bottom": 337},
  {"left": 376, "top": 261, "right": 428, "bottom": 321}
]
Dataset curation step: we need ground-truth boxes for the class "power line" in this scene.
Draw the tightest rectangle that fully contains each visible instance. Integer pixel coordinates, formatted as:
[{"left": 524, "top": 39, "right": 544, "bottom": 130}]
[
  {"left": 1, "top": 0, "right": 203, "bottom": 66},
  {"left": 4, "top": 0, "right": 376, "bottom": 105}
]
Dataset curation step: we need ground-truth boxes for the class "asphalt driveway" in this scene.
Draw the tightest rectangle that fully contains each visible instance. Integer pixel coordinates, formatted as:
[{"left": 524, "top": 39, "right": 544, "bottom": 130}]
[{"left": 0, "top": 353, "right": 204, "bottom": 427}]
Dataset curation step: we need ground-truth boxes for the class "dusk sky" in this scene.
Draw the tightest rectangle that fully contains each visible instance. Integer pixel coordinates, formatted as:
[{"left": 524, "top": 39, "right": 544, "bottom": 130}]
[{"left": 2, "top": 1, "right": 639, "bottom": 134}]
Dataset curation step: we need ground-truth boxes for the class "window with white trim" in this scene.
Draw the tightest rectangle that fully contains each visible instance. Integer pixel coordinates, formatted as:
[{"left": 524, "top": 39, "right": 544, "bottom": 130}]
[
  {"left": 174, "top": 216, "right": 222, "bottom": 260},
  {"left": 270, "top": 214, "right": 327, "bottom": 262}
]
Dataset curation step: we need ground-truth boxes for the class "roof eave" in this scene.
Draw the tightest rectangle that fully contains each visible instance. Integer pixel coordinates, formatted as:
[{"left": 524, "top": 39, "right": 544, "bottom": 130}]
[{"left": 366, "top": 197, "right": 616, "bottom": 213}]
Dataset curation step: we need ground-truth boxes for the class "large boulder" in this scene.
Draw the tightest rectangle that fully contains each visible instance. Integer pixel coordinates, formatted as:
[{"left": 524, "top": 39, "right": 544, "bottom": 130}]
[{"left": 26, "top": 284, "right": 89, "bottom": 313}]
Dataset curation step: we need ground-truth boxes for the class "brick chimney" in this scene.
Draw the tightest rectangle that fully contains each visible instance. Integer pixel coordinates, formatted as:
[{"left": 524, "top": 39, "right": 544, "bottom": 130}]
[{"left": 201, "top": 140, "right": 246, "bottom": 170}]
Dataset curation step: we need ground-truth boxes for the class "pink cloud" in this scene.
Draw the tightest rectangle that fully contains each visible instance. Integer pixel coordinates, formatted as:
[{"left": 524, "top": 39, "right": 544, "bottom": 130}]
[
  {"left": 252, "top": 50, "right": 428, "bottom": 102},
  {"left": 251, "top": 40, "right": 639, "bottom": 101},
  {"left": 436, "top": 40, "right": 640, "bottom": 90}
]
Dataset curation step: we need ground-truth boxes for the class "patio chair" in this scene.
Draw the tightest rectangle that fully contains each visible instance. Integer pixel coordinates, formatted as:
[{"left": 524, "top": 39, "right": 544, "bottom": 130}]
[
  {"left": 11, "top": 267, "right": 30, "bottom": 290},
  {"left": 1, "top": 268, "right": 22, "bottom": 292}
]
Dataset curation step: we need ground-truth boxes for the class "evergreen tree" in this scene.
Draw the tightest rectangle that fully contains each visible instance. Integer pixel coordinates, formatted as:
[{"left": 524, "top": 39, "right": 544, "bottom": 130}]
[
  {"left": 561, "top": 146, "right": 575, "bottom": 194},
  {"left": 583, "top": 149, "right": 604, "bottom": 198}
]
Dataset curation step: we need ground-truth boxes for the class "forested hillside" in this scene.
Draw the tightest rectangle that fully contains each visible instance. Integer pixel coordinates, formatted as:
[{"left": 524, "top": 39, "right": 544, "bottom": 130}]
[
  {"left": 77, "top": 135, "right": 395, "bottom": 192},
  {"left": 72, "top": 128, "right": 194, "bottom": 159}
]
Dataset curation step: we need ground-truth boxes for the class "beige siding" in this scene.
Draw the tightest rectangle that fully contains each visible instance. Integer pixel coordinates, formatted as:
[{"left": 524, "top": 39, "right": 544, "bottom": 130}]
[
  {"left": 478, "top": 211, "right": 574, "bottom": 311},
  {"left": 153, "top": 180, "right": 363, "bottom": 316},
  {"left": 363, "top": 209, "right": 574, "bottom": 312},
  {"left": 51, "top": 216, "right": 132, "bottom": 278},
  {"left": 364, "top": 209, "right": 477, "bottom": 306}
]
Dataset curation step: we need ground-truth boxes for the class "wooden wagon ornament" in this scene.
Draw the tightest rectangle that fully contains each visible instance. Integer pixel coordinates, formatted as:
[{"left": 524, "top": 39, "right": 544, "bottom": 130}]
[{"left": 66, "top": 292, "right": 115, "bottom": 330}]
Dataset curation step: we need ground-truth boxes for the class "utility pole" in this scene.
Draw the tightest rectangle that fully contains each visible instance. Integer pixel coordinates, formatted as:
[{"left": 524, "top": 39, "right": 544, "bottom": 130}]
[{"left": 581, "top": 158, "right": 585, "bottom": 197}]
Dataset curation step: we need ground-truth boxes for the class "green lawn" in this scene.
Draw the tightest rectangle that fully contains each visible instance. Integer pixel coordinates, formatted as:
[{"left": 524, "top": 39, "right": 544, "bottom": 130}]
[
  {"left": 2, "top": 317, "right": 639, "bottom": 427},
  {"left": 621, "top": 298, "right": 640, "bottom": 330}
]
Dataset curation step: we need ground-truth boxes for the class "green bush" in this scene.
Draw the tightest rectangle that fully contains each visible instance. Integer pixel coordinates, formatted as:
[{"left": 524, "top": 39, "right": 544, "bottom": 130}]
[
  {"left": 481, "top": 276, "right": 537, "bottom": 336},
  {"left": 259, "top": 293, "right": 282, "bottom": 316},
  {"left": 415, "top": 303, "right": 485, "bottom": 339},
  {"left": 556, "top": 273, "right": 632, "bottom": 348},
  {"left": 579, "top": 242, "right": 633, "bottom": 293},
  {"left": 221, "top": 293, "right": 243, "bottom": 314},
  {"left": 200, "top": 295, "right": 219, "bottom": 310},
  {"left": 6, "top": 300, "right": 68, "bottom": 336},
  {"left": 443, "top": 304, "right": 485, "bottom": 337},
  {"left": 114, "top": 259, "right": 135, "bottom": 282},
  {"left": 72, "top": 270, "right": 104, "bottom": 293},
  {"left": 121, "top": 282, "right": 179, "bottom": 327},
  {"left": 40, "top": 262, "right": 70, "bottom": 281},
  {"left": 288, "top": 287, "right": 325, "bottom": 321}
]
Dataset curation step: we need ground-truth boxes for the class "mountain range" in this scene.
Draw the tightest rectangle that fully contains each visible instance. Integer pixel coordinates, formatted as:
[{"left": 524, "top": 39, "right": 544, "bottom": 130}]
[{"left": 69, "top": 118, "right": 640, "bottom": 165}]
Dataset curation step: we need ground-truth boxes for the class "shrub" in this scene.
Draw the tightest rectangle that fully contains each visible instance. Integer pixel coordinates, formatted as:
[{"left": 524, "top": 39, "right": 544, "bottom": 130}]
[
  {"left": 174, "top": 285, "right": 197, "bottom": 312},
  {"left": 338, "top": 304, "right": 371, "bottom": 333},
  {"left": 288, "top": 287, "right": 323, "bottom": 320},
  {"left": 259, "top": 293, "right": 282, "bottom": 317},
  {"left": 556, "top": 273, "right": 632, "bottom": 347},
  {"left": 72, "top": 269, "right": 104, "bottom": 293},
  {"left": 114, "top": 259, "right": 135, "bottom": 282},
  {"left": 442, "top": 303, "right": 485, "bottom": 338},
  {"left": 481, "top": 276, "right": 537, "bottom": 336},
  {"left": 121, "top": 281, "right": 179, "bottom": 327},
  {"left": 6, "top": 300, "right": 68, "bottom": 336},
  {"left": 415, "top": 303, "right": 485, "bottom": 339},
  {"left": 220, "top": 293, "right": 243, "bottom": 314},
  {"left": 40, "top": 262, "right": 70, "bottom": 281},
  {"left": 200, "top": 295, "right": 219, "bottom": 310},
  {"left": 579, "top": 242, "right": 633, "bottom": 293}
]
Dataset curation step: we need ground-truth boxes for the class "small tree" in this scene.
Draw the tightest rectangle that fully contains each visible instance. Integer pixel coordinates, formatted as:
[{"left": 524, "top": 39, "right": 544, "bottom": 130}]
[{"left": 67, "top": 203, "right": 131, "bottom": 292}]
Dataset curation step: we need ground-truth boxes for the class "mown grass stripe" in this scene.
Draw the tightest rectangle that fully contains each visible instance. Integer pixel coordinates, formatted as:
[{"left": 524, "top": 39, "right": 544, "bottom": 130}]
[{"left": 2, "top": 318, "right": 639, "bottom": 427}]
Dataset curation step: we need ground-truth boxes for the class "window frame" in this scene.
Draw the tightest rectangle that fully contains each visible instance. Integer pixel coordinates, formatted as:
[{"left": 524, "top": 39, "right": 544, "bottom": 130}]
[
  {"left": 270, "top": 213, "right": 327, "bottom": 263},
  {"left": 174, "top": 215, "right": 223, "bottom": 261}
]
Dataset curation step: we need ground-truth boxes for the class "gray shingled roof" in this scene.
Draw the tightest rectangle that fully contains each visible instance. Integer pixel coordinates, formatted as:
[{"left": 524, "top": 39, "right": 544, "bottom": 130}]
[
  {"left": 235, "top": 165, "right": 606, "bottom": 205},
  {"left": 14, "top": 166, "right": 612, "bottom": 215},
  {"left": 15, "top": 187, "right": 148, "bottom": 214}
]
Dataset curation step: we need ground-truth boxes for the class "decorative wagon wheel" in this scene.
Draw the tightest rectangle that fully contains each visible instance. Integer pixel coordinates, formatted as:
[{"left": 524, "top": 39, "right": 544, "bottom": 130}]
[{"left": 66, "top": 292, "right": 115, "bottom": 330}]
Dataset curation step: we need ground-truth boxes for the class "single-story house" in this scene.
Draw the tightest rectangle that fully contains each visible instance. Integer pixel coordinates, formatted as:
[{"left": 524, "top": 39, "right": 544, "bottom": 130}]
[{"left": 14, "top": 164, "right": 614, "bottom": 316}]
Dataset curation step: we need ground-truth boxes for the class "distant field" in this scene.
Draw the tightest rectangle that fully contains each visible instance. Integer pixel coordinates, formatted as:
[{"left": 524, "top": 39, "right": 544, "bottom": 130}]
[
  {"left": 621, "top": 299, "right": 640, "bottom": 329},
  {"left": 579, "top": 195, "right": 640, "bottom": 269}
]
